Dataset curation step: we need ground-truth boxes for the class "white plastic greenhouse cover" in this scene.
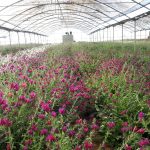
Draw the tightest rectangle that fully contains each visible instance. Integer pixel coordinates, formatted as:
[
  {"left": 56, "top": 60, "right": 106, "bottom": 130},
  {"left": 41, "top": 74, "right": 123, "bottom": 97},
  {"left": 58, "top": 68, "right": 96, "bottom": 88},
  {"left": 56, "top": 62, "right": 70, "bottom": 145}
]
[{"left": 0, "top": 0, "right": 150, "bottom": 35}]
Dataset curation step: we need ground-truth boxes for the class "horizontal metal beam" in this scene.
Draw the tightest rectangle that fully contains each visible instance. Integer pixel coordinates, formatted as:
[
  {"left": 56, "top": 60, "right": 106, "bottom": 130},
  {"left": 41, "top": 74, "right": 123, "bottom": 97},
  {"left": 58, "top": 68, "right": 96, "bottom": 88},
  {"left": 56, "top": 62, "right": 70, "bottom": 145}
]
[
  {"left": 0, "top": 25, "right": 47, "bottom": 36},
  {"left": 90, "top": 10, "right": 150, "bottom": 34}
]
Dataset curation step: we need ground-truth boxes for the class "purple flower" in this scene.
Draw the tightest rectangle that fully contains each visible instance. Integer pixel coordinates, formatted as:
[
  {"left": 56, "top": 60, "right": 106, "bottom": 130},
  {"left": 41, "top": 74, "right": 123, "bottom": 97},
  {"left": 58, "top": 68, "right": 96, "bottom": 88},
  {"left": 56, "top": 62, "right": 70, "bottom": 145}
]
[
  {"left": 31, "top": 124, "right": 38, "bottom": 131},
  {"left": 107, "top": 122, "right": 115, "bottom": 129},
  {"left": 30, "top": 91, "right": 36, "bottom": 99},
  {"left": 84, "top": 140, "right": 93, "bottom": 149},
  {"left": 40, "top": 129, "right": 48, "bottom": 135},
  {"left": 10, "top": 82, "right": 19, "bottom": 91},
  {"left": 62, "top": 126, "right": 67, "bottom": 132},
  {"left": 91, "top": 124, "right": 99, "bottom": 130},
  {"left": 138, "top": 138, "right": 150, "bottom": 147},
  {"left": 19, "top": 95, "right": 26, "bottom": 101},
  {"left": 68, "top": 130, "right": 76, "bottom": 137},
  {"left": 0, "top": 118, "right": 12, "bottom": 127},
  {"left": 138, "top": 112, "right": 144, "bottom": 122},
  {"left": 38, "top": 114, "right": 45, "bottom": 119},
  {"left": 136, "top": 128, "right": 145, "bottom": 134},
  {"left": 28, "top": 129, "right": 33, "bottom": 135},
  {"left": 121, "top": 127, "right": 129, "bottom": 133},
  {"left": 59, "top": 107, "right": 65, "bottom": 115},
  {"left": 51, "top": 111, "right": 57, "bottom": 117},
  {"left": 46, "top": 134, "right": 56, "bottom": 142},
  {"left": 125, "top": 145, "right": 132, "bottom": 150},
  {"left": 41, "top": 102, "right": 51, "bottom": 112}
]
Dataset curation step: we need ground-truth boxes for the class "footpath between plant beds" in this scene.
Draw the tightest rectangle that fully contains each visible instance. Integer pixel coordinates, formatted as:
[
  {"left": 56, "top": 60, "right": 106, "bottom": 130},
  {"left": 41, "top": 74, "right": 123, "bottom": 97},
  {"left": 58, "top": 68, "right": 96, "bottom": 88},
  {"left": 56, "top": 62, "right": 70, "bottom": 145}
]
[{"left": 0, "top": 45, "right": 49, "bottom": 66}]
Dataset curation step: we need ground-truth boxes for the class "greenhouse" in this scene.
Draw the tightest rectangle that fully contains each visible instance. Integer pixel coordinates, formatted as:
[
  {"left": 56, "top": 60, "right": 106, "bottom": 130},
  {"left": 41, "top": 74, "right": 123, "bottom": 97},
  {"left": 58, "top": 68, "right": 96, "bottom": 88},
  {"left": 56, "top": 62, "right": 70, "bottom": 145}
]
[{"left": 0, "top": 0, "right": 150, "bottom": 150}]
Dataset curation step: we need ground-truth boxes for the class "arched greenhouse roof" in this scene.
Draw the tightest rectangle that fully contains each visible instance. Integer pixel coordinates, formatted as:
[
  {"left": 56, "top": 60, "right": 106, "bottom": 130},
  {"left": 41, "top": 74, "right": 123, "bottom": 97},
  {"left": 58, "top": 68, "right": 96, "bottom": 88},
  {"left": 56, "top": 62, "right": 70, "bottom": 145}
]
[{"left": 0, "top": 0, "right": 150, "bottom": 35}]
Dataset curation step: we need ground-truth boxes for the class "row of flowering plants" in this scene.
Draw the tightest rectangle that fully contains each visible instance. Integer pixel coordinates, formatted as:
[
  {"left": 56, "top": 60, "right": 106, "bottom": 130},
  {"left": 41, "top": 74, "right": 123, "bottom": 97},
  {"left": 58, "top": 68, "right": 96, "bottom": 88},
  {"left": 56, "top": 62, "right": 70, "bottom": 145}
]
[{"left": 0, "top": 43, "right": 150, "bottom": 150}]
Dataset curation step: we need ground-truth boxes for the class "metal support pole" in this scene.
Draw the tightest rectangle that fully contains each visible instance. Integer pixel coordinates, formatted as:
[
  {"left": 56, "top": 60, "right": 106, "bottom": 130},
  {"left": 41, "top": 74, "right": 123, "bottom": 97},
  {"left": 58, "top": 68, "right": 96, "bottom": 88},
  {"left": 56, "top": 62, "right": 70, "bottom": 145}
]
[
  {"left": 29, "top": 33, "right": 32, "bottom": 44},
  {"left": 37, "top": 35, "right": 39, "bottom": 44},
  {"left": 140, "top": 30, "right": 141, "bottom": 40},
  {"left": 113, "top": 26, "right": 115, "bottom": 49},
  {"left": 99, "top": 30, "right": 101, "bottom": 42},
  {"left": 134, "top": 20, "right": 136, "bottom": 51},
  {"left": 113, "top": 26, "right": 114, "bottom": 42},
  {"left": 122, "top": 24, "right": 124, "bottom": 43},
  {"left": 33, "top": 34, "right": 36, "bottom": 44},
  {"left": 17, "top": 32, "right": 20, "bottom": 47},
  {"left": 24, "top": 33, "right": 27, "bottom": 45},
  {"left": 92, "top": 34, "right": 94, "bottom": 42},
  {"left": 9, "top": 31, "right": 12, "bottom": 46},
  {"left": 107, "top": 28, "right": 108, "bottom": 42},
  {"left": 40, "top": 36, "right": 42, "bottom": 44},
  {"left": 103, "top": 29, "right": 104, "bottom": 42},
  {"left": 122, "top": 24, "right": 124, "bottom": 50}
]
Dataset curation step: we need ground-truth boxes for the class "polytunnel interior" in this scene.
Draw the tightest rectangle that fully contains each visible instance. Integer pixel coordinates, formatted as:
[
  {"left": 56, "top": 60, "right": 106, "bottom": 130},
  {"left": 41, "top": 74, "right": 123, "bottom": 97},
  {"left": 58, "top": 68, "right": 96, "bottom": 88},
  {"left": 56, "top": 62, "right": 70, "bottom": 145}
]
[
  {"left": 0, "top": 0, "right": 150, "bottom": 44},
  {"left": 0, "top": 1, "right": 150, "bottom": 150}
]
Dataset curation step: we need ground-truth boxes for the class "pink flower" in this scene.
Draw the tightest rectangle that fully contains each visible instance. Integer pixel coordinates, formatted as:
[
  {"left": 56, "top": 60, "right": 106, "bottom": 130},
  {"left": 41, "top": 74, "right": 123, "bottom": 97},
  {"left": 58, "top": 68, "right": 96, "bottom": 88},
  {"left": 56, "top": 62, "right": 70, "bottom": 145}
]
[
  {"left": 29, "top": 91, "right": 36, "bottom": 99},
  {"left": 62, "top": 126, "right": 67, "bottom": 132},
  {"left": 40, "top": 129, "right": 48, "bottom": 135},
  {"left": 0, "top": 118, "right": 12, "bottom": 127},
  {"left": 41, "top": 102, "right": 51, "bottom": 112},
  {"left": 107, "top": 122, "right": 115, "bottom": 129},
  {"left": 23, "top": 146, "right": 28, "bottom": 150},
  {"left": 51, "top": 111, "right": 57, "bottom": 117},
  {"left": 138, "top": 138, "right": 150, "bottom": 147},
  {"left": 122, "top": 122, "right": 128, "bottom": 127},
  {"left": 25, "top": 98, "right": 31, "bottom": 103},
  {"left": 19, "top": 95, "right": 26, "bottom": 101},
  {"left": 83, "top": 127, "right": 89, "bottom": 133},
  {"left": 75, "top": 145, "right": 82, "bottom": 150},
  {"left": 91, "top": 124, "right": 99, "bottom": 130},
  {"left": 84, "top": 141, "right": 93, "bottom": 150},
  {"left": 138, "top": 112, "right": 144, "bottom": 122},
  {"left": 38, "top": 114, "right": 45, "bottom": 119},
  {"left": 31, "top": 124, "right": 38, "bottom": 131},
  {"left": 125, "top": 145, "right": 132, "bottom": 150},
  {"left": 10, "top": 82, "right": 19, "bottom": 91},
  {"left": 76, "top": 119, "right": 82, "bottom": 124},
  {"left": 68, "top": 130, "right": 76, "bottom": 137},
  {"left": 28, "top": 130, "right": 33, "bottom": 135},
  {"left": 59, "top": 107, "right": 65, "bottom": 115},
  {"left": 46, "top": 134, "right": 56, "bottom": 142},
  {"left": 121, "top": 127, "right": 129, "bottom": 133},
  {"left": 136, "top": 128, "right": 145, "bottom": 134}
]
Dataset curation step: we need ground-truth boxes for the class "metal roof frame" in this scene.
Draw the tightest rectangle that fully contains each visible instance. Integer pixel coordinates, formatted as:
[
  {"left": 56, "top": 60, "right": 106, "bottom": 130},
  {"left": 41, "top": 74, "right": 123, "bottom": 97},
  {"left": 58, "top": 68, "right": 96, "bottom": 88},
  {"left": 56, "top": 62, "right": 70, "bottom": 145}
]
[{"left": 0, "top": 0, "right": 149, "bottom": 35}]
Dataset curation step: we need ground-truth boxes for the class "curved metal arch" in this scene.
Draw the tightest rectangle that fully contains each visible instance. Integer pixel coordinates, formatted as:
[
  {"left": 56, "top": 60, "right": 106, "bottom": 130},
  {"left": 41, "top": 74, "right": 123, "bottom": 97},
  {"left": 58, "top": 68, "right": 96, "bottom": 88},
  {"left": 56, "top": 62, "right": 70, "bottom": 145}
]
[
  {"left": 0, "top": 0, "right": 23, "bottom": 12},
  {"left": 12, "top": 6, "right": 105, "bottom": 30},
  {"left": 36, "top": 23, "right": 92, "bottom": 34},
  {"left": 2, "top": 2, "right": 104, "bottom": 27},
  {"left": 0, "top": 0, "right": 147, "bottom": 34},
  {"left": 23, "top": 13, "right": 99, "bottom": 32},
  {"left": 43, "top": 25, "right": 89, "bottom": 35},
  {"left": 13, "top": 1, "right": 126, "bottom": 30},
  {"left": 28, "top": 21, "right": 93, "bottom": 34},
  {"left": 32, "top": 19, "right": 93, "bottom": 33},
  {"left": 1, "top": 4, "right": 42, "bottom": 26},
  {"left": 21, "top": 9, "right": 102, "bottom": 30},
  {"left": 95, "top": 0, "right": 130, "bottom": 19},
  {"left": 35, "top": 23, "right": 90, "bottom": 34}
]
